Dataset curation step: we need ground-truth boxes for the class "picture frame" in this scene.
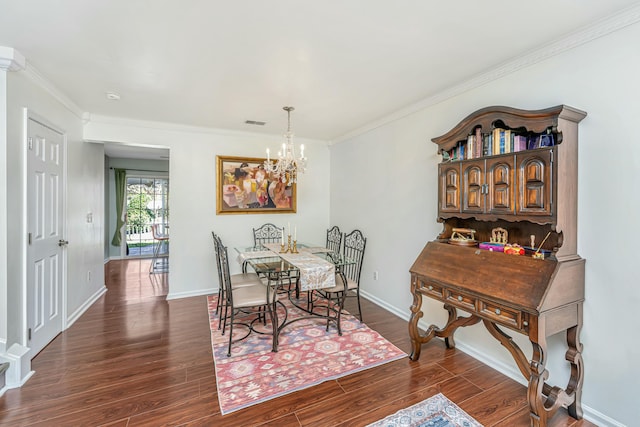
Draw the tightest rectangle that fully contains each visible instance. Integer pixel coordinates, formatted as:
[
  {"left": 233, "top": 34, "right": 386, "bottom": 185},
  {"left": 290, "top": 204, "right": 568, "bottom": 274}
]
[{"left": 216, "top": 155, "right": 297, "bottom": 215}]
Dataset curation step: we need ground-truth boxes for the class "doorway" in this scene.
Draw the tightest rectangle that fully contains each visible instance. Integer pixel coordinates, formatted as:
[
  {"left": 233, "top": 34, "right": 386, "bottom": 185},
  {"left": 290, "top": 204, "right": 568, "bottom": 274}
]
[{"left": 125, "top": 175, "right": 169, "bottom": 258}]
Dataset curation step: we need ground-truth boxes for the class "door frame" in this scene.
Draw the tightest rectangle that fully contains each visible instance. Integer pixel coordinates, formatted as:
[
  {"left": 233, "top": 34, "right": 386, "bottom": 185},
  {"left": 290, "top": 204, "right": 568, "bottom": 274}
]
[{"left": 22, "top": 108, "right": 68, "bottom": 351}]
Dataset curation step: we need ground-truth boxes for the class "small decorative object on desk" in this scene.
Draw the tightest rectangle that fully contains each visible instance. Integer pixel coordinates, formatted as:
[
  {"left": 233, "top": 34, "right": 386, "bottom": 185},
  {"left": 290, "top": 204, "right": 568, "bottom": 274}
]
[
  {"left": 504, "top": 243, "right": 525, "bottom": 255},
  {"left": 532, "top": 231, "right": 552, "bottom": 259},
  {"left": 479, "top": 242, "right": 505, "bottom": 252},
  {"left": 490, "top": 227, "right": 508, "bottom": 244},
  {"left": 448, "top": 227, "right": 477, "bottom": 246}
]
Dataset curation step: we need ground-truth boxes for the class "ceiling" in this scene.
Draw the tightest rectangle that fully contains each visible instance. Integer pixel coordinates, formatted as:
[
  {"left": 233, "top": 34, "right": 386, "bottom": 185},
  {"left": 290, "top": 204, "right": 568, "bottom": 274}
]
[{"left": 1, "top": 1, "right": 639, "bottom": 148}]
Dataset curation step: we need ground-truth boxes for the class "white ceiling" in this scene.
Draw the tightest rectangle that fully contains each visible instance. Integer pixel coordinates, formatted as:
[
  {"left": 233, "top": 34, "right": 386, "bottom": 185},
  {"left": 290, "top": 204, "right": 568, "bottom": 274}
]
[{"left": 1, "top": 1, "right": 639, "bottom": 146}]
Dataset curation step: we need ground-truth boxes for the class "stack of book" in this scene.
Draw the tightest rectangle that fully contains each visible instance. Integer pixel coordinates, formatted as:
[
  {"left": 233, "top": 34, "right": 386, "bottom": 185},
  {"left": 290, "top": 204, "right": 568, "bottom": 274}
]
[{"left": 441, "top": 127, "right": 556, "bottom": 162}]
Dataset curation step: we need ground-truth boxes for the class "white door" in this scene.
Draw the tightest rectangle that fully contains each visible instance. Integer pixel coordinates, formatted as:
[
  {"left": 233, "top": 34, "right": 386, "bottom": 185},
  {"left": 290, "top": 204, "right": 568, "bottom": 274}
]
[{"left": 26, "top": 117, "right": 66, "bottom": 357}]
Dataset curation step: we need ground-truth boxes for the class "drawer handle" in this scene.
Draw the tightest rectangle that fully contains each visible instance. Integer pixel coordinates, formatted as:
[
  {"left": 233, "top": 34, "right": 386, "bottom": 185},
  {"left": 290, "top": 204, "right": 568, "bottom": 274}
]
[
  {"left": 457, "top": 296, "right": 463, "bottom": 302},
  {"left": 495, "top": 308, "right": 501, "bottom": 315},
  {"left": 428, "top": 285, "right": 433, "bottom": 290},
  {"left": 523, "top": 321, "right": 528, "bottom": 326}
]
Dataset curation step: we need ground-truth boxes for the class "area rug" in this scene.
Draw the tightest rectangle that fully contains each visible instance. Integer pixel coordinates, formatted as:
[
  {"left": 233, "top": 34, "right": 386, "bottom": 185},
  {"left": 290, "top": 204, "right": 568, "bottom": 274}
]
[
  {"left": 207, "top": 294, "right": 406, "bottom": 415},
  {"left": 367, "top": 393, "right": 484, "bottom": 427}
]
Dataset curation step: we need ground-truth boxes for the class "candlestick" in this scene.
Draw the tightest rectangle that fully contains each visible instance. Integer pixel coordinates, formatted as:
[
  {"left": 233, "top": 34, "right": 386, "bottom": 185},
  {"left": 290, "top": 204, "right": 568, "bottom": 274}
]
[
  {"left": 294, "top": 226, "right": 297, "bottom": 241},
  {"left": 288, "top": 222, "right": 291, "bottom": 236}
]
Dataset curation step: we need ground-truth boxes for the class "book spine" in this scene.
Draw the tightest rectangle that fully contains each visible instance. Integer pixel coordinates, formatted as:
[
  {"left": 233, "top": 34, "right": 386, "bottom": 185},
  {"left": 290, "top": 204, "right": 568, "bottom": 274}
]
[
  {"left": 467, "top": 135, "right": 474, "bottom": 159},
  {"left": 504, "top": 130, "right": 511, "bottom": 153},
  {"left": 513, "top": 135, "right": 526, "bottom": 152},
  {"left": 475, "top": 127, "right": 482, "bottom": 158},
  {"left": 492, "top": 129, "right": 501, "bottom": 155},
  {"left": 499, "top": 130, "right": 506, "bottom": 154}
]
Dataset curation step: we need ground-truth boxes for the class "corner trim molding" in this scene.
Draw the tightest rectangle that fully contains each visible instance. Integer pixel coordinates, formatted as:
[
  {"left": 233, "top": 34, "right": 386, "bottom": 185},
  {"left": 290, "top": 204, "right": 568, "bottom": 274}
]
[
  {"left": 0, "top": 46, "right": 26, "bottom": 72},
  {"left": 0, "top": 343, "right": 34, "bottom": 392},
  {"left": 331, "top": 3, "right": 640, "bottom": 145}
]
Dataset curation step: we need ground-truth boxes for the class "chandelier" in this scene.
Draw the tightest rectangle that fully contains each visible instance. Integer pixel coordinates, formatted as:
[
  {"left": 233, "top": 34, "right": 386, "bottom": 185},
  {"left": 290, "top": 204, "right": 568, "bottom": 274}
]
[{"left": 264, "top": 106, "right": 307, "bottom": 185}]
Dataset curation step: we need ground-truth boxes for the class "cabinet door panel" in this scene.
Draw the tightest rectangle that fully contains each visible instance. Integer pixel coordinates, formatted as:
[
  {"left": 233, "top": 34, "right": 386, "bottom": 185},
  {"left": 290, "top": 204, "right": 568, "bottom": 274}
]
[
  {"left": 517, "top": 149, "right": 553, "bottom": 216},
  {"left": 462, "top": 160, "right": 484, "bottom": 213},
  {"left": 486, "top": 157, "right": 515, "bottom": 215},
  {"left": 439, "top": 163, "right": 461, "bottom": 213}
]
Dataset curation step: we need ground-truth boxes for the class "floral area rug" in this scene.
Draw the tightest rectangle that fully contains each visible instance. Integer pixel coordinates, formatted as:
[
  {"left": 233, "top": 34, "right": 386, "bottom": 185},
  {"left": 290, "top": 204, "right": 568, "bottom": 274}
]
[
  {"left": 207, "top": 293, "right": 406, "bottom": 415},
  {"left": 367, "top": 393, "right": 484, "bottom": 427}
]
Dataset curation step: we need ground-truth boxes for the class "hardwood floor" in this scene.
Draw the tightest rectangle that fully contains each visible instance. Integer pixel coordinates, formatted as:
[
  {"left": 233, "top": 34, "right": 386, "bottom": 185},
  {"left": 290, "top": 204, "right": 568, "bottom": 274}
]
[{"left": 0, "top": 259, "right": 595, "bottom": 426}]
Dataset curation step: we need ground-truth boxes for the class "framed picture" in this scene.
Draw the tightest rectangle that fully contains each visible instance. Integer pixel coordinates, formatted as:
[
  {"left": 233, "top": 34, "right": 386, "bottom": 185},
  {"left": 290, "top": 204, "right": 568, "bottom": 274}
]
[{"left": 216, "top": 155, "right": 297, "bottom": 215}]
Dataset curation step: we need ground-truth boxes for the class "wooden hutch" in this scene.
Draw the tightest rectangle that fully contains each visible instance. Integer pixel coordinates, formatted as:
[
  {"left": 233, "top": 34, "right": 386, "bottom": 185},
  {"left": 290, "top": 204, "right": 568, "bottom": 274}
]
[{"left": 408, "top": 105, "right": 586, "bottom": 426}]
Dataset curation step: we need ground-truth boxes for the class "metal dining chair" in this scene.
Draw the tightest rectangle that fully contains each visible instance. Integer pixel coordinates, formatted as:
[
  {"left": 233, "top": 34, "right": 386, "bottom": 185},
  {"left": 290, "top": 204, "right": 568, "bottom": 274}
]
[
  {"left": 214, "top": 233, "right": 277, "bottom": 357},
  {"left": 252, "top": 223, "right": 283, "bottom": 246},
  {"left": 326, "top": 226, "right": 343, "bottom": 254},
  {"left": 251, "top": 223, "right": 298, "bottom": 295},
  {"left": 316, "top": 229, "right": 367, "bottom": 322},
  {"left": 212, "top": 232, "right": 264, "bottom": 326}
]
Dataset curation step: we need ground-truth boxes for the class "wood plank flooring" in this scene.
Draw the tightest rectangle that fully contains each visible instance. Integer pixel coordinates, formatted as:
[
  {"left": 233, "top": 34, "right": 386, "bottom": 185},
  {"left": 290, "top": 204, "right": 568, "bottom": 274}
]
[{"left": 0, "top": 259, "right": 595, "bottom": 426}]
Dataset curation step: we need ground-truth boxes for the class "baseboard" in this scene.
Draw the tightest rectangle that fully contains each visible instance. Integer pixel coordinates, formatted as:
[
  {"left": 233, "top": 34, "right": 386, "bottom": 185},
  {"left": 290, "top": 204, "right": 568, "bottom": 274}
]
[
  {"left": 166, "top": 287, "right": 215, "bottom": 300},
  {"left": 359, "top": 290, "right": 623, "bottom": 427},
  {"left": 66, "top": 285, "right": 107, "bottom": 328}
]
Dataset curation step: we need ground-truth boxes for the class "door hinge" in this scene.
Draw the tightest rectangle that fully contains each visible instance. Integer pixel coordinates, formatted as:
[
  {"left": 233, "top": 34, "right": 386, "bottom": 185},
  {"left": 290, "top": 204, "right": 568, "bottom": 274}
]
[
  {"left": 28, "top": 328, "right": 32, "bottom": 341},
  {"left": 28, "top": 137, "right": 33, "bottom": 150},
  {"left": 28, "top": 232, "right": 32, "bottom": 245}
]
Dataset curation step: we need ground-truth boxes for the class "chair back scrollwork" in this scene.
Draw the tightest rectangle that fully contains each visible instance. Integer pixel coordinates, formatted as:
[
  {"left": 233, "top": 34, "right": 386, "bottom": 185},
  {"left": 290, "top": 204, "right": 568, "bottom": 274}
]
[
  {"left": 253, "top": 223, "right": 283, "bottom": 246},
  {"left": 326, "top": 225, "right": 343, "bottom": 254}
]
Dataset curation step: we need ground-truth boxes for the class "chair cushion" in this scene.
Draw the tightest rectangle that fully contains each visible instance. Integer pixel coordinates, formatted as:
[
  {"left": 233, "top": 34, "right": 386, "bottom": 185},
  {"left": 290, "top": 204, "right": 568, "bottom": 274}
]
[
  {"left": 230, "top": 272, "right": 262, "bottom": 289},
  {"left": 232, "top": 283, "right": 276, "bottom": 308}
]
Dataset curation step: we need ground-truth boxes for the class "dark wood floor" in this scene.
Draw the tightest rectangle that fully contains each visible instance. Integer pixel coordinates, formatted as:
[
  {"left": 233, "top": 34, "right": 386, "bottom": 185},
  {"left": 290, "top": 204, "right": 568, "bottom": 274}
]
[{"left": 0, "top": 259, "right": 595, "bottom": 426}]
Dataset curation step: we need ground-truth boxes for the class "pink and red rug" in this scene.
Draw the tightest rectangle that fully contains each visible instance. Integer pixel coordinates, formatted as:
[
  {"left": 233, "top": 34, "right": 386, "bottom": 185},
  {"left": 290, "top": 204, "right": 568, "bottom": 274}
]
[{"left": 207, "top": 294, "right": 406, "bottom": 415}]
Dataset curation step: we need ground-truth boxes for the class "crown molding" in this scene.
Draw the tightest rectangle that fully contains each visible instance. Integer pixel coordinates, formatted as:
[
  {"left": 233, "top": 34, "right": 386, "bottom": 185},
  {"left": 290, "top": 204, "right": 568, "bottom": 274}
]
[
  {"left": 331, "top": 3, "right": 640, "bottom": 145},
  {"left": 0, "top": 47, "right": 25, "bottom": 72},
  {"left": 22, "top": 62, "right": 85, "bottom": 119},
  {"left": 84, "top": 114, "right": 329, "bottom": 145}
]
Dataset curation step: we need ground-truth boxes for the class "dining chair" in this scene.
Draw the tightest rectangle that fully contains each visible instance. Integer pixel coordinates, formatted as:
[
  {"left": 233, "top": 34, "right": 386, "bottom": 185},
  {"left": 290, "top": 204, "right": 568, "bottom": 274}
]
[
  {"left": 252, "top": 223, "right": 282, "bottom": 246},
  {"left": 316, "top": 229, "right": 367, "bottom": 322},
  {"left": 251, "top": 223, "right": 299, "bottom": 296},
  {"left": 215, "top": 234, "right": 278, "bottom": 357},
  {"left": 212, "top": 232, "right": 264, "bottom": 327},
  {"left": 326, "top": 225, "right": 343, "bottom": 254},
  {"left": 149, "top": 224, "right": 169, "bottom": 274}
]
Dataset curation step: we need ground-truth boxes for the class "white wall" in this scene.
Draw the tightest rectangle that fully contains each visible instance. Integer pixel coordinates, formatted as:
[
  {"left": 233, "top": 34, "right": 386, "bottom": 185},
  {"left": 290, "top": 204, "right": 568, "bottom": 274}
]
[
  {"left": 330, "top": 21, "right": 640, "bottom": 427},
  {"left": 0, "top": 61, "right": 105, "bottom": 385},
  {"left": 84, "top": 118, "right": 331, "bottom": 299}
]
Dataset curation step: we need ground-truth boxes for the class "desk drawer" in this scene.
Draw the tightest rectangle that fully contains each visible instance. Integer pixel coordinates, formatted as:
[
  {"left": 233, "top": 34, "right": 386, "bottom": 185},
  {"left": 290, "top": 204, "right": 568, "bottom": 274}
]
[
  {"left": 478, "top": 300, "right": 522, "bottom": 329},
  {"left": 418, "top": 280, "right": 444, "bottom": 299},
  {"left": 444, "top": 290, "right": 476, "bottom": 312}
]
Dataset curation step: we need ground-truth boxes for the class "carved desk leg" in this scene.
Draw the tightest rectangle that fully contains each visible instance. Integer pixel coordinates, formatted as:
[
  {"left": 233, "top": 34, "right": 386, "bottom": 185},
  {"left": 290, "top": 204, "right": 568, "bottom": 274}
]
[
  {"left": 409, "top": 277, "right": 481, "bottom": 361},
  {"left": 409, "top": 278, "right": 427, "bottom": 361},
  {"left": 565, "top": 306, "right": 584, "bottom": 420},
  {"left": 528, "top": 325, "right": 550, "bottom": 427},
  {"left": 527, "top": 307, "right": 584, "bottom": 426}
]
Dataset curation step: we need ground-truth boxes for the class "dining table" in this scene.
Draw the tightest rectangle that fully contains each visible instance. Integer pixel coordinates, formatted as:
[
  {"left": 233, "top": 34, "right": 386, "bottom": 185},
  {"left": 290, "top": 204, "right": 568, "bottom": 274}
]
[{"left": 234, "top": 242, "right": 354, "bottom": 351}]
